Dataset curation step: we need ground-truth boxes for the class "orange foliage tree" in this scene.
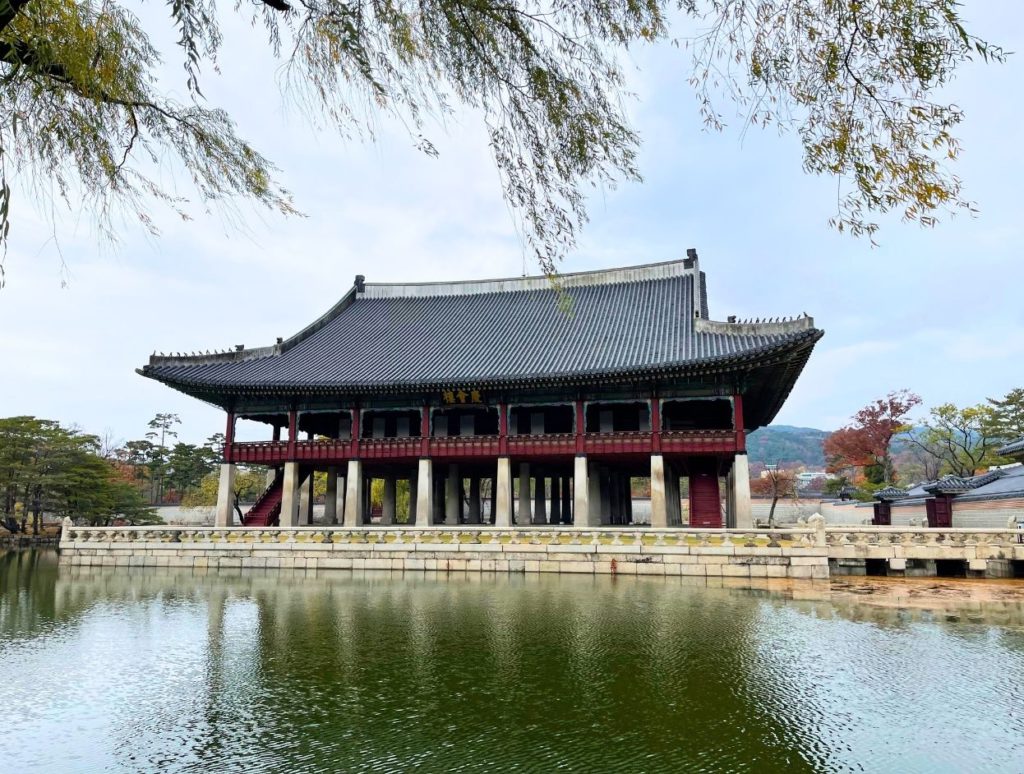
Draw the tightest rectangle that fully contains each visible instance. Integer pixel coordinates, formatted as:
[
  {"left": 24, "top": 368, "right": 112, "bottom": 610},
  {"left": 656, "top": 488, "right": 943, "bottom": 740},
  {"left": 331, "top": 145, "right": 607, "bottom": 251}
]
[{"left": 824, "top": 390, "right": 921, "bottom": 485}]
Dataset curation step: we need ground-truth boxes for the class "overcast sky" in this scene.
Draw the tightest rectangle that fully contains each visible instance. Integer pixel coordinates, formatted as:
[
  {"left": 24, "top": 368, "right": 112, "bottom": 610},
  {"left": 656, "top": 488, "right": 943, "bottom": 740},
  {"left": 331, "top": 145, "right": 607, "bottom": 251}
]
[{"left": 1, "top": 5, "right": 1021, "bottom": 446}]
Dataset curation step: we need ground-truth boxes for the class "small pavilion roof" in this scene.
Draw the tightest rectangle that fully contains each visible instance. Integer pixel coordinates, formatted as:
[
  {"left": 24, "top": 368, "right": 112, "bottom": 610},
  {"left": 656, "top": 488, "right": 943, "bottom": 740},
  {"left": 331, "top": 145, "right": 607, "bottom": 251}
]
[
  {"left": 873, "top": 486, "right": 908, "bottom": 502},
  {"left": 139, "top": 256, "right": 822, "bottom": 425}
]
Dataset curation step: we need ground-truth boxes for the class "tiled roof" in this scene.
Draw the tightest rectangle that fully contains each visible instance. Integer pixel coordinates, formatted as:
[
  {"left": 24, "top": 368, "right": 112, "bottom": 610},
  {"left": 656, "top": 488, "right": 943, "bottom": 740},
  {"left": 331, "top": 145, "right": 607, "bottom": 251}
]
[
  {"left": 998, "top": 436, "right": 1024, "bottom": 458},
  {"left": 923, "top": 470, "right": 1005, "bottom": 495},
  {"left": 873, "top": 486, "right": 908, "bottom": 501},
  {"left": 140, "top": 259, "right": 822, "bottom": 418}
]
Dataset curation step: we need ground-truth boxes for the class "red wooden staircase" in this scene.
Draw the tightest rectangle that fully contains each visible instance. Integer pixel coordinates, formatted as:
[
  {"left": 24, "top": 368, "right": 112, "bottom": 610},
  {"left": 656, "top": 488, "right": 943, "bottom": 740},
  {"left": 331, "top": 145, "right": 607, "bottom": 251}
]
[{"left": 243, "top": 471, "right": 284, "bottom": 527}]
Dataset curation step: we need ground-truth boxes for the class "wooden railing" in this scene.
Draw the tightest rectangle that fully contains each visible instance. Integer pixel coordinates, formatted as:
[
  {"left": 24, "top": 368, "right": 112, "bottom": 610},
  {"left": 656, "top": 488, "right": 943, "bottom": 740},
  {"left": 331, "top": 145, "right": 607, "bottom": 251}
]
[{"left": 230, "top": 428, "right": 742, "bottom": 464}]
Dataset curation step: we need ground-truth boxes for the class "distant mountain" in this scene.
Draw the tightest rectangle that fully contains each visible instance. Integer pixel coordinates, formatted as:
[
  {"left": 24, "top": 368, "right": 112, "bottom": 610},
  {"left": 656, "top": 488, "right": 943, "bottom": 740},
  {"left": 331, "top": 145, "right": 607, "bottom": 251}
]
[{"left": 746, "top": 425, "right": 829, "bottom": 468}]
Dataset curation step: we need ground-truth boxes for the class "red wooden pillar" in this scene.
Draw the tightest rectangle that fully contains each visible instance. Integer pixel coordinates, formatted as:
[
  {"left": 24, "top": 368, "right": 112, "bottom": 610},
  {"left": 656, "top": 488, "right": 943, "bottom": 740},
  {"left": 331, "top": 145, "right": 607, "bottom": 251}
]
[
  {"left": 574, "top": 399, "right": 585, "bottom": 454},
  {"left": 650, "top": 396, "right": 662, "bottom": 453},
  {"left": 421, "top": 405, "right": 431, "bottom": 456},
  {"left": 733, "top": 393, "right": 746, "bottom": 453},
  {"left": 287, "top": 410, "right": 297, "bottom": 459},
  {"left": 350, "top": 405, "right": 361, "bottom": 457},
  {"left": 224, "top": 411, "right": 235, "bottom": 463},
  {"left": 499, "top": 402, "right": 509, "bottom": 456},
  {"left": 272, "top": 425, "right": 281, "bottom": 442}
]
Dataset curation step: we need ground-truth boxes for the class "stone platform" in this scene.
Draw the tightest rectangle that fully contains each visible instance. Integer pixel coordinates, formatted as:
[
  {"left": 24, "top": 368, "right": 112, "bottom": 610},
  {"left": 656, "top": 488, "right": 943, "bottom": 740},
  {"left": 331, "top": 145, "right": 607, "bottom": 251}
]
[
  {"left": 58, "top": 522, "right": 1024, "bottom": 580},
  {"left": 59, "top": 524, "right": 829, "bottom": 579}
]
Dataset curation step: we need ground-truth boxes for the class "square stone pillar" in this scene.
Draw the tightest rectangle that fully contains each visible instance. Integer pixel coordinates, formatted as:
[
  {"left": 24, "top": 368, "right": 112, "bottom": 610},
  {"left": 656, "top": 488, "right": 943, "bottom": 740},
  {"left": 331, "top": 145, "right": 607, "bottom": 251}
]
[
  {"left": 533, "top": 476, "right": 547, "bottom": 524},
  {"left": 495, "top": 457, "right": 513, "bottom": 527},
  {"left": 382, "top": 476, "right": 397, "bottom": 525},
  {"left": 343, "top": 460, "right": 364, "bottom": 526},
  {"left": 299, "top": 472, "right": 314, "bottom": 526},
  {"left": 415, "top": 459, "right": 433, "bottom": 526},
  {"left": 324, "top": 466, "right": 339, "bottom": 524},
  {"left": 574, "top": 456, "right": 596, "bottom": 527},
  {"left": 586, "top": 461, "right": 602, "bottom": 525},
  {"left": 517, "top": 462, "right": 532, "bottom": 526},
  {"left": 549, "top": 476, "right": 561, "bottom": 524},
  {"left": 467, "top": 476, "right": 482, "bottom": 524},
  {"left": 731, "top": 453, "right": 753, "bottom": 529},
  {"left": 650, "top": 454, "right": 668, "bottom": 528},
  {"left": 445, "top": 464, "right": 460, "bottom": 525},
  {"left": 215, "top": 463, "right": 236, "bottom": 527},
  {"left": 409, "top": 469, "right": 419, "bottom": 524},
  {"left": 281, "top": 461, "right": 301, "bottom": 527}
]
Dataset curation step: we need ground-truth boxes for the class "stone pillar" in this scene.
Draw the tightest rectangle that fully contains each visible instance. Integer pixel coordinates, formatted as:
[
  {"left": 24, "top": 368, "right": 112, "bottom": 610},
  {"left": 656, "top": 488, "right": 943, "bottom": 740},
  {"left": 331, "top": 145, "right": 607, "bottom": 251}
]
[
  {"left": 324, "top": 466, "right": 339, "bottom": 524},
  {"left": 666, "top": 461, "right": 682, "bottom": 526},
  {"left": 533, "top": 476, "right": 547, "bottom": 524},
  {"left": 598, "top": 466, "right": 611, "bottom": 525},
  {"left": 650, "top": 454, "right": 668, "bottom": 528},
  {"left": 382, "top": 476, "right": 397, "bottom": 525},
  {"left": 467, "top": 476, "right": 482, "bottom": 524},
  {"left": 549, "top": 477, "right": 561, "bottom": 524},
  {"left": 343, "top": 460, "right": 363, "bottom": 526},
  {"left": 408, "top": 470, "right": 419, "bottom": 524},
  {"left": 299, "top": 472, "right": 313, "bottom": 526},
  {"left": 281, "top": 461, "right": 301, "bottom": 527},
  {"left": 445, "top": 464, "right": 460, "bottom": 524},
  {"left": 495, "top": 457, "right": 513, "bottom": 527},
  {"left": 215, "top": 463, "right": 236, "bottom": 527},
  {"left": 415, "top": 459, "right": 433, "bottom": 526},
  {"left": 574, "top": 456, "right": 596, "bottom": 527},
  {"left": 731, "top": 453, "right": 753, "bottom": 529},
  {"left": 561, "top": 475, "right": 572, "bottom": 524},
  {"left": 517, "top": 463, "right": 532, "bottom": 526}
]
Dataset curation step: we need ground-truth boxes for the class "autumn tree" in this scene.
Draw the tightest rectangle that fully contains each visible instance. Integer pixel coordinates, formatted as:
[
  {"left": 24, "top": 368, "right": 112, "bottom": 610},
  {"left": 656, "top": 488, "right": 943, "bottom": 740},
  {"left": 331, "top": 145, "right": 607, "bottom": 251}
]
[
  {"left": 824, "top": 390, "right": 921, "bottom": 485},
  {"left": 749, "top": 466, "right": 797, "bottom": 526},
  {"left": 0, "top": 1, "right": 1004, "bottom": 280}
]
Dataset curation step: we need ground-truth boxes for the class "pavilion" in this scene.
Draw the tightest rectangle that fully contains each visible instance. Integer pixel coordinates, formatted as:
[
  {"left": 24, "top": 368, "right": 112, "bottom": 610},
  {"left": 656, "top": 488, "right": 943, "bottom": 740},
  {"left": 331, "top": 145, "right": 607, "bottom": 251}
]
[{"left": 140, "top": 251, "right": 823, "bottom": 529}]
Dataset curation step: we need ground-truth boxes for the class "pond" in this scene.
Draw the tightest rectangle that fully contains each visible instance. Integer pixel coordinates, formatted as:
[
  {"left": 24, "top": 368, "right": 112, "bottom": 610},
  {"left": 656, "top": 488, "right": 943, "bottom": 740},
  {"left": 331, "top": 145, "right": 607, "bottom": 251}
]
[{"left": 2, "top": 549, "right": 1023, "bottom": 773}]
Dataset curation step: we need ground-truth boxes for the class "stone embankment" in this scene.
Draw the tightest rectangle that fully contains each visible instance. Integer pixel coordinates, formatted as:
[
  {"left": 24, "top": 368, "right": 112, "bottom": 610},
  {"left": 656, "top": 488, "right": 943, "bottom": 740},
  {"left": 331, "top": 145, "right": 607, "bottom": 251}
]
[{"left": 57, "top": 520, "right": 1024, "bottom": 579}]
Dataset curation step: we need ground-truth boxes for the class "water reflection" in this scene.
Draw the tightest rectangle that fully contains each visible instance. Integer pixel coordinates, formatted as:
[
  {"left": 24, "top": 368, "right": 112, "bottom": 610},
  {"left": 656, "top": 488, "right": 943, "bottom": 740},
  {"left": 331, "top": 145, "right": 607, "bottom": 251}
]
[{"left": 2, "top": 550, "right": 1023, "bottom": 773}]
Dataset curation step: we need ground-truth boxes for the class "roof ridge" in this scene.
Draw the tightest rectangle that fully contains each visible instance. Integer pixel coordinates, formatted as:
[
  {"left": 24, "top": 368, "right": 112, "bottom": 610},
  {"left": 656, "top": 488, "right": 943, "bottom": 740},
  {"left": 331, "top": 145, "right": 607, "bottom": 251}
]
[{"left": 359, "top": 259, "right": 694, "bottom": 299}]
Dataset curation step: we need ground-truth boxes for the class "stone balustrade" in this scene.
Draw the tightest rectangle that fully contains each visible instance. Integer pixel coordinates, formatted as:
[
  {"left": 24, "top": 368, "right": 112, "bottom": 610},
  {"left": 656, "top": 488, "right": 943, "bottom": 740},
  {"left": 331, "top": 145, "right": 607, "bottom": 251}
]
[{"left": 825, "top": 526, "right": 1024, "bottom": 577}]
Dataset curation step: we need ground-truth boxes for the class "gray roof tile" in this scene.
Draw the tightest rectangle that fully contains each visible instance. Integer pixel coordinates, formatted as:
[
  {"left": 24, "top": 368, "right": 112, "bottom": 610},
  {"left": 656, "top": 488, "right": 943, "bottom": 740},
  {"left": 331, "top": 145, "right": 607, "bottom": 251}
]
[{"left": 141, "top": 260, "right": 822, "bottom": 407}]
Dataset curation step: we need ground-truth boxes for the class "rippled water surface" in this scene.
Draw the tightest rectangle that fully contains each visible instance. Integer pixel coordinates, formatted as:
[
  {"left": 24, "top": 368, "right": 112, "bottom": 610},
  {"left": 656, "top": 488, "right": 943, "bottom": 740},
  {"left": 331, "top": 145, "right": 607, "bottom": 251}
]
[{"left": 2, "top": 550, "right": 1024, "bottom": 773}]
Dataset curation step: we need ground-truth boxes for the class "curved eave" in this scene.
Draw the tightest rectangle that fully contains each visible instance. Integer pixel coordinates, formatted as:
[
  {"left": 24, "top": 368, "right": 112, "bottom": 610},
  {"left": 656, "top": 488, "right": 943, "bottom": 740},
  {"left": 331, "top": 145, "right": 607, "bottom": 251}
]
[{"left": 140, "top": 328, "right": 823, "bottom": 419}]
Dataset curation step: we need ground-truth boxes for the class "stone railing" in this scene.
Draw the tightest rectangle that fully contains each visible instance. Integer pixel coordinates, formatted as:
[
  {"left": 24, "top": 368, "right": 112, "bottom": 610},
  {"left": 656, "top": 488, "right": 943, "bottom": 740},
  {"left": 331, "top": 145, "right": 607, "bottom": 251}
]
[
  {"left": 62, "top": 524, "right": 823, "bottom": 549},
  {"left": 824, "top": 526, "right": 1023, "bottom": 560}
]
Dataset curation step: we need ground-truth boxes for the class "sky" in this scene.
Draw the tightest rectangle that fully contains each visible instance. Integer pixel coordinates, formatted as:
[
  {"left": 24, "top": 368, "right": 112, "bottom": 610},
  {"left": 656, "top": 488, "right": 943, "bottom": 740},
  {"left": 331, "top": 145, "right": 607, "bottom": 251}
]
[{"left": 1, "top": 4, "right": 1022, "bottom": 446}]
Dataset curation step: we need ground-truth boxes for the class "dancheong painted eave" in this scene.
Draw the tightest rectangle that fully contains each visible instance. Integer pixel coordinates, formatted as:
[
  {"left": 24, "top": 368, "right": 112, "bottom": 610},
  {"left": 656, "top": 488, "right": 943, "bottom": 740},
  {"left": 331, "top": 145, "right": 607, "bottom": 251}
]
[{"left": 138, "top": 253, "right": 823, "bottom": 425}]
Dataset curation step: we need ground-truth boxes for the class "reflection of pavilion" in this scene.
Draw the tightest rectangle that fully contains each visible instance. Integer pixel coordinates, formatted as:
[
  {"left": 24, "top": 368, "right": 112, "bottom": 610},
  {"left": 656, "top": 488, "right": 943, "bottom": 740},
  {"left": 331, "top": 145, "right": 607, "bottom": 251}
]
[{"left": 141, "top": 253, "right": 821, "bottom": 529}]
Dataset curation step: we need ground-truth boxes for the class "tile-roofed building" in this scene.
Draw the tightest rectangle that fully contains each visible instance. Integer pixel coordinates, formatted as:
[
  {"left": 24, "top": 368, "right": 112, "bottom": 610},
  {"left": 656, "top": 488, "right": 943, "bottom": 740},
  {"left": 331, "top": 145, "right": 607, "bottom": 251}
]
[
  {"left": 998, "top": 436, "right": 1024, "bottom": 460},
  {"left": 142, "top": 251, "right": 824, "bottom": 530}
]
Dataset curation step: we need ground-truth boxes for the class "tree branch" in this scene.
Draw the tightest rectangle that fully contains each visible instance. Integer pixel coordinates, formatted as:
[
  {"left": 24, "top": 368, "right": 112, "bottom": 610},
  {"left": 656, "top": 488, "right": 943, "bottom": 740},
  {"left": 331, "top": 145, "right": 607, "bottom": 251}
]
[{"left": 0, "top": 0, "right": 32, "bottom": 36}]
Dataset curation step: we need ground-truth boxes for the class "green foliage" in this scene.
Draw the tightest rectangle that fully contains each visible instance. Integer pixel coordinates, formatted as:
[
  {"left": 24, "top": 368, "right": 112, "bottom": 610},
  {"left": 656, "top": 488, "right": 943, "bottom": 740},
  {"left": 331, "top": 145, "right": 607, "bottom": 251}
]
[
  {"left": 0, "top": 415, "right": 158, "bottom": 529},
  {"left": 0, "top": 0, "right": 1002, "bottom": 279},
  {"left": 985, "top": 388, "right": 1024, "bottom": 441},
  {"left": 904, "top": 402, "right": 1009, "bottom": 478}
]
